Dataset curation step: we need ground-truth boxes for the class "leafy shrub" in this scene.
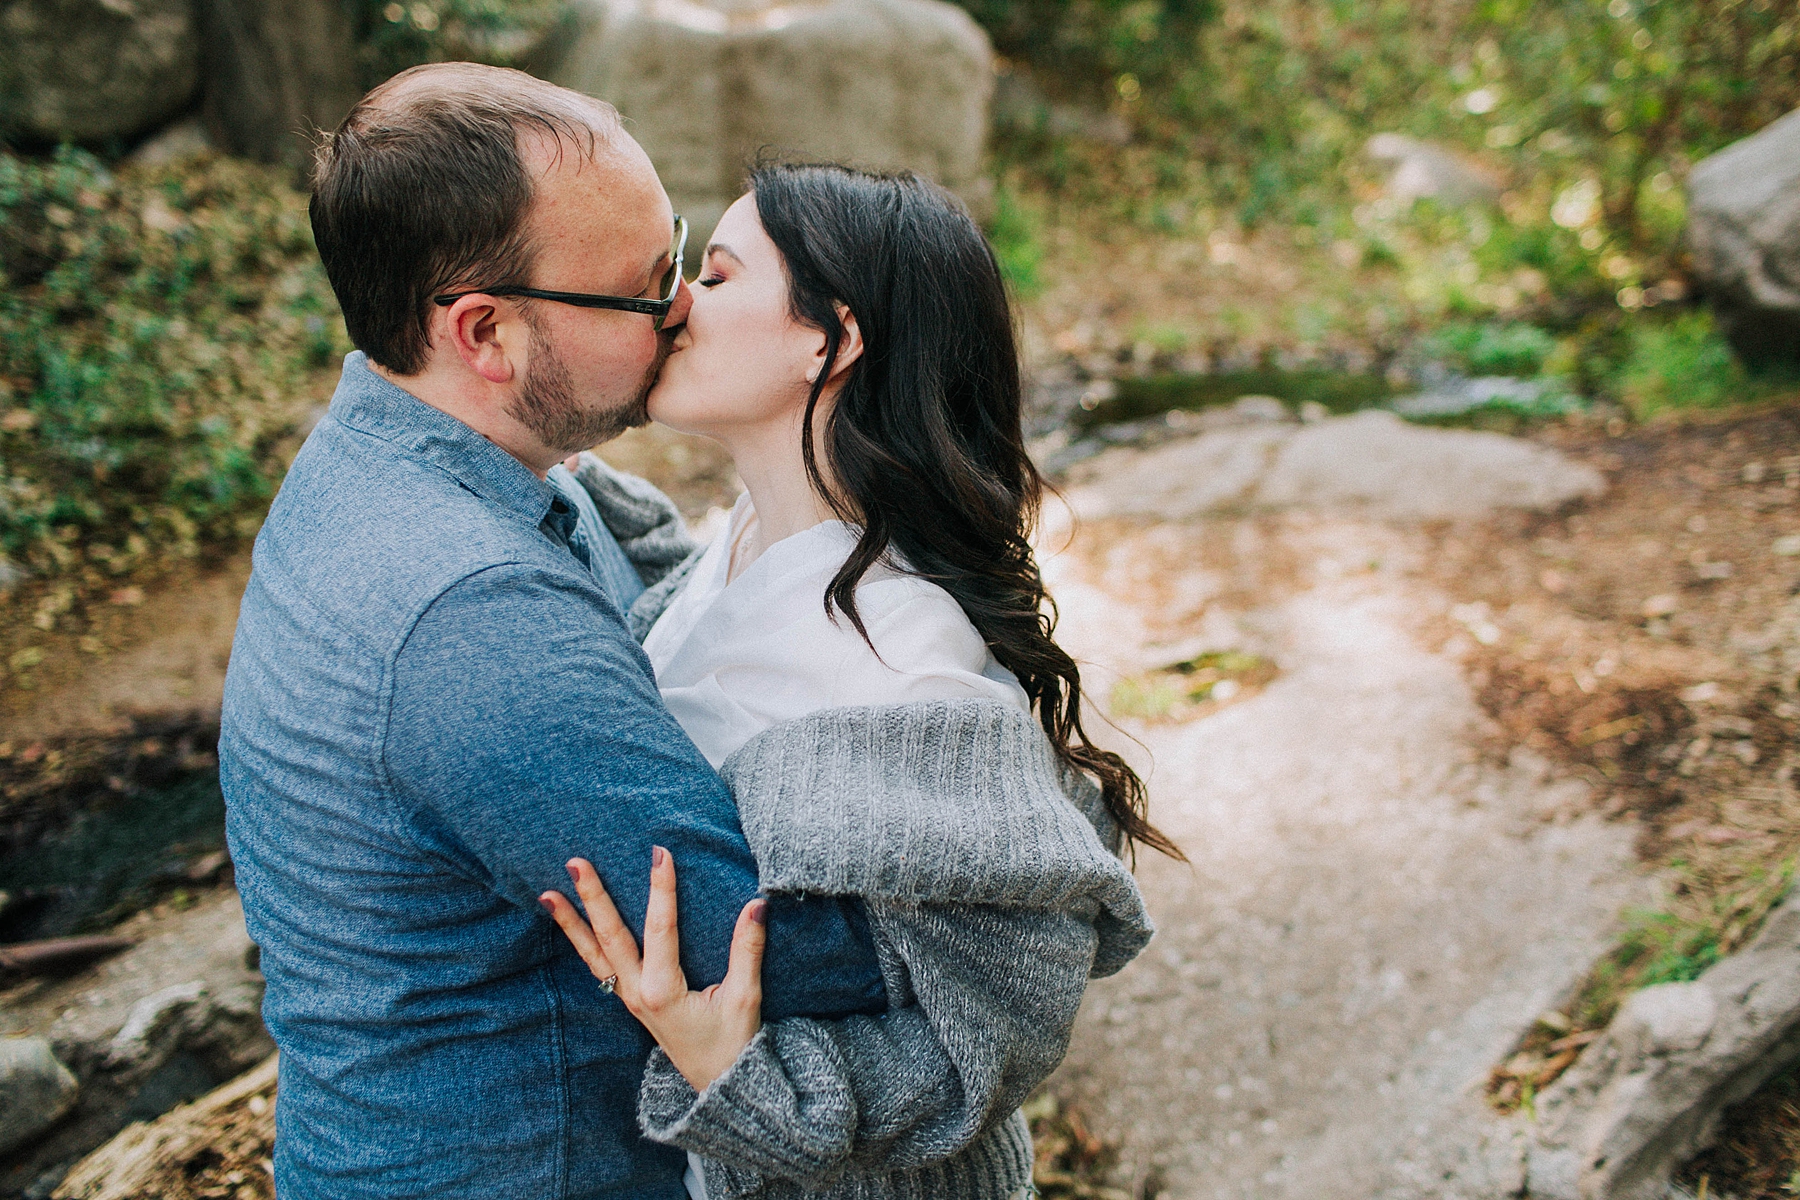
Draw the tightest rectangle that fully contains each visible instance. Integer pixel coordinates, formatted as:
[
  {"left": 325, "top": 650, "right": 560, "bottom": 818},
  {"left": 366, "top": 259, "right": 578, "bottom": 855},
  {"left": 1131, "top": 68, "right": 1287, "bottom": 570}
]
[
  {"left": 1426, "top": 320, "right": 1558, "bottom": 376},
  {"left": 1610, "top": 309, "right": 1753, "bottom": 418},
  {"left": 0, "top": 148, "right": 347, "bottom": 584}
]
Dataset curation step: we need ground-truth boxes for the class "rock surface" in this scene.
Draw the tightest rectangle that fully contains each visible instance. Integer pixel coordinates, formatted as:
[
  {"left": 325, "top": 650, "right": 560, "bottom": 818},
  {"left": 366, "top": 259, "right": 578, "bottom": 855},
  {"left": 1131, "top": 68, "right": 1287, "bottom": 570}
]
[
  {"left": 1687, "top": 106, "right": 1800, "bottom": 366},
  {"left": 194, "top": 0, "right": 360, "bottom": 174},
  {"left": 0, "top": 0, "right": 199, "bottom": 144},
  {"left": 0, "top": 891, "right": 270, "bottom": 1193},
  {"left": 545, "top": 0, "right": 993, "bottom": 239},
  {"left": 0, "top": 1037, "right": 79, "bottom": 1156},
  {"left": 1060, "top": 409, "right": 1605, "bottom": 524},
  {"left": 1366, "top": 133, "right": 1500, "bottom": 207},
  {"left": 1526, "top": 891, "right": 1800, "bottom": 1200}
]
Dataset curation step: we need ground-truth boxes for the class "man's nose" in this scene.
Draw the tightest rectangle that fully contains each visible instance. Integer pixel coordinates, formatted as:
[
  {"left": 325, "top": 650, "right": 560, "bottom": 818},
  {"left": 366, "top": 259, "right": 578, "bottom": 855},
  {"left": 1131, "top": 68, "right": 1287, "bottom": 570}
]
[{"left": 664, "top": 275, "right": 695, "bottom": 330}]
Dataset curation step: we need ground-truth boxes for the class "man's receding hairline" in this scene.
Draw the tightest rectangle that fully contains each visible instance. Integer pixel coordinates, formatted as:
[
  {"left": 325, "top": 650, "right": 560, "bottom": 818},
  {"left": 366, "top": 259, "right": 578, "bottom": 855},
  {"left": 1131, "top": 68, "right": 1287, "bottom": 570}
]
[{"left": 354, "top": 62, "right": 626, "bottom": 162}]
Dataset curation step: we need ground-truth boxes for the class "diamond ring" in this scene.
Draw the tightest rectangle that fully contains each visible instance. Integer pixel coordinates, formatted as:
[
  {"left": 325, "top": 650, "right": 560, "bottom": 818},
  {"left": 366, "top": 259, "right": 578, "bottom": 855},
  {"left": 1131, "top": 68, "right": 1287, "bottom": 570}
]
[{"left": 598, "top": 975, "right": 618, "bottom": 995}]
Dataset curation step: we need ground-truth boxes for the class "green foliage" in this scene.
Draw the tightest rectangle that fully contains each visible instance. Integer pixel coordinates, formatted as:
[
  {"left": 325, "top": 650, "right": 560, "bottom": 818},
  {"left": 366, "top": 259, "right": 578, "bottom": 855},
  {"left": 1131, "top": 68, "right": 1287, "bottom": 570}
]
[
  {"left": 989, "top": 183, "right": 1046, "bottom": 297},
  {"left": 1425, "top": 320, "right": 1558, "bottom": 376},
  {"left": 353, "top": 0, "right": 571, "bottom": 88},
  {"left": 974, "top": 0, "right": 1800, "bottom": 330},
  {"left": 0, "top": 148, "right": 348, "bottom": 582},
  {"left": 1605, "top": 308, "right": 1800, "bottom": 418}
]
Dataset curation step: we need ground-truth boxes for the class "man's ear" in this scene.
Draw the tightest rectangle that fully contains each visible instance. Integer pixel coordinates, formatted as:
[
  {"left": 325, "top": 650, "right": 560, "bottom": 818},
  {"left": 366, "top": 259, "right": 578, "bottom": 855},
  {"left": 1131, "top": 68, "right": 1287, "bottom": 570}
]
[
  {"left": 808, "top": 304, "right": 864, "bottom": 385},
  {"left": 442, "top": 295, "right": 522, "bottom": 386}
]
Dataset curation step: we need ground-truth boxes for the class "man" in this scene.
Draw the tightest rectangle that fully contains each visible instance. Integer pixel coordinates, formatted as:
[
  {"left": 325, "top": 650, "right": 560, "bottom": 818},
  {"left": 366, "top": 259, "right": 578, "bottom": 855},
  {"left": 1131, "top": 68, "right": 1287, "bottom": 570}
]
[{"left": 221, "top": 63, "right": 886, "bottom": 1199}]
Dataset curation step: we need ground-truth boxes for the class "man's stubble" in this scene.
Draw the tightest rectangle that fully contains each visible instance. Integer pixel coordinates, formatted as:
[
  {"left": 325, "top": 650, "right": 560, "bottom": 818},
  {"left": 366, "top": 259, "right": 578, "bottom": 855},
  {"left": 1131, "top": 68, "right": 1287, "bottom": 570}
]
[{"left": 508, "top": 310, "right": 672, "bottom": 453}]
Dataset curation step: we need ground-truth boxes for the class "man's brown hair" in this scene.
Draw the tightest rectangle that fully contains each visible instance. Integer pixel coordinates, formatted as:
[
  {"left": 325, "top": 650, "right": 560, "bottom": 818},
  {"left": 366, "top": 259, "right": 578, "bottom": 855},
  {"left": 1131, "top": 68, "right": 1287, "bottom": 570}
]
[{"left": 309, "top": 63, "right": 621, "bottom": 375}]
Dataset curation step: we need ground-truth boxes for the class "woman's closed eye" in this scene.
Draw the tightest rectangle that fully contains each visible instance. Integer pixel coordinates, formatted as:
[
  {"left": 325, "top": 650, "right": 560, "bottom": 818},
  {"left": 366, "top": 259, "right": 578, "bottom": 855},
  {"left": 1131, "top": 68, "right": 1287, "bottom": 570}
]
[{"left": 697, "top": 274, "right": 726, "bottom": 288}]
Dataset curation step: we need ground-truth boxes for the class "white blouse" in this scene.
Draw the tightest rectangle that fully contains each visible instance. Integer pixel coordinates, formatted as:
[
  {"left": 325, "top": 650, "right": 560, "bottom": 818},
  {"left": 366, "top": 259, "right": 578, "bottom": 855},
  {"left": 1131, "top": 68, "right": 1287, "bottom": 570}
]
[{"left": 643, "top": 493, "right": 1030, "bottom": 769}]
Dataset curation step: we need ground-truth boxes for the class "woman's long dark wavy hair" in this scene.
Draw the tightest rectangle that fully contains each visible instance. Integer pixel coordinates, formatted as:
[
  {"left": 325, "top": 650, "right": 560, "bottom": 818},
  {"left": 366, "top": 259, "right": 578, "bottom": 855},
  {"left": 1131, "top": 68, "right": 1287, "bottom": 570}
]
[{"left": 750, "top": 162, "right": 1183, "bottom": 863}]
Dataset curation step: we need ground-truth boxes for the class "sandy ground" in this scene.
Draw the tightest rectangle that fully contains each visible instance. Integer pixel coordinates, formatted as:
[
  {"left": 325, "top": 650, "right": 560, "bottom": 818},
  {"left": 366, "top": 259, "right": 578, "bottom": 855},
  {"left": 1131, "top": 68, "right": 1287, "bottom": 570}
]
[{"left": 1036, "top": 417, "right": 1661, "bottom": 1199}]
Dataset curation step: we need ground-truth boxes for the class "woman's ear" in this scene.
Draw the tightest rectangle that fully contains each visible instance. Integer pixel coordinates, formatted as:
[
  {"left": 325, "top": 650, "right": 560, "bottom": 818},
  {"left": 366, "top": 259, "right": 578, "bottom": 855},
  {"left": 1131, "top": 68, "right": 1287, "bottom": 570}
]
[{"left": 808, "top": 304, "right": 864, "bottom": 386}]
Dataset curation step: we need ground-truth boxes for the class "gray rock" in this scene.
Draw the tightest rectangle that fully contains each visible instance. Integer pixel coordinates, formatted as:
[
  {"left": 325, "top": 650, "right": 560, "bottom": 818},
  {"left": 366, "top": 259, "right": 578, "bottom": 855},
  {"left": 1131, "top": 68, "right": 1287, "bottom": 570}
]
[
  {"left": 124, "top": 116, "right": 212, "bottom": 167},
  {"left": 1388, "top": 376, "right": 1551, "bottom": 418},
  {"left": 1687, "top": 106, "right": 1800, "bottom": 366},
  {"left": 1065, "top": 409, "right": 1604, "bottom": 523},
  {"left": 1366, "top": 133, "right": 1500, "bottom": 207},
  {"left": 1527, "top": 890, "right": 1800, "bottom": 1200},
  {"left": 0, "top": 1037, "right": 79, "bottom": 1156},
  {"left": 545, "top": 0, "right": 994, "bottom": 240},
  {"left": 0, "top": 892, "right": 271, "bottom": 1183},
  {"left": 0, "top": 0, "right": 198, "bottom": 144}
]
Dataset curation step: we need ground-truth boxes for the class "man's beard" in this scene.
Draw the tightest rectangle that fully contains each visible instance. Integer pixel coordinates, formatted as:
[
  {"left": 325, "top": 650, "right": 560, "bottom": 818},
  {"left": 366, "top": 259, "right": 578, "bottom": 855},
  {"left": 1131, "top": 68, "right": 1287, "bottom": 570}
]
[{"left": 506, "top": 316, "right": 670, "bottom": 453}]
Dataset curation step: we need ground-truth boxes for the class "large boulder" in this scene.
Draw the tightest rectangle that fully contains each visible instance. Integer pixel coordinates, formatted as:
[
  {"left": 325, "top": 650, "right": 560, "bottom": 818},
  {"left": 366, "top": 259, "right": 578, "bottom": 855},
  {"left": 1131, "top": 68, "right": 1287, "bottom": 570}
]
[
  {"left": 1526, "top": 890, "right": 1800, "bottom": 1200},
  {"left": 544, "top": 0, "right": 993, "bottom": 239},
  {"left": 1687, "top": 107, "right": 1800, "bottom": 367},
  {"left": 0, "top": 0, "right": 199, "bottom": 144}
]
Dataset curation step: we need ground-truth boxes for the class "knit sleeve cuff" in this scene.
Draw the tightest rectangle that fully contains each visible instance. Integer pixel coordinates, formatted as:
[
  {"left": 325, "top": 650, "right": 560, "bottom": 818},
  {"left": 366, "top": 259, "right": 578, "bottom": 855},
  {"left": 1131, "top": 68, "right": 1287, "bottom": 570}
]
[{"left": 638, "top": 1025, "right": 857, "bottom": 1185}]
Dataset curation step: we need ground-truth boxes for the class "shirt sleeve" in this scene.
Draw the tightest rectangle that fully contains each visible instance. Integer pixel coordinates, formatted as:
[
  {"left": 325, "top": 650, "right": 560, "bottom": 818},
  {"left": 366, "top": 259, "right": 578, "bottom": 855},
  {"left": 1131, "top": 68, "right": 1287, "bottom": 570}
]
[
  {"left": 382, "top": 560, "right": 887, "bottom": 1021},
  {"left": 830, "top": 585, "right": 1030, "bottom": 711}
]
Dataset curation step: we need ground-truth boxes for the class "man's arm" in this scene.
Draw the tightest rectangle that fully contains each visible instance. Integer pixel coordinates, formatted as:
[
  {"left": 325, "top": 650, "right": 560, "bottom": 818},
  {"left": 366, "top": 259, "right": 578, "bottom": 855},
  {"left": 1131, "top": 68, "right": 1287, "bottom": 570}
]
[{"left": 382, "top": 560, "right": 886, "bottom": 1019}]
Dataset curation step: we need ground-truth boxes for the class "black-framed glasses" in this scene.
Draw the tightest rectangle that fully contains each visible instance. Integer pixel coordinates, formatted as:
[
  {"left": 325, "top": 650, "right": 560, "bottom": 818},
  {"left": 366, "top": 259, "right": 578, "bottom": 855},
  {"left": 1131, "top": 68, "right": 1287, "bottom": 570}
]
[{"left": 433, "top": 214, "right": 688, "bottom": 330}]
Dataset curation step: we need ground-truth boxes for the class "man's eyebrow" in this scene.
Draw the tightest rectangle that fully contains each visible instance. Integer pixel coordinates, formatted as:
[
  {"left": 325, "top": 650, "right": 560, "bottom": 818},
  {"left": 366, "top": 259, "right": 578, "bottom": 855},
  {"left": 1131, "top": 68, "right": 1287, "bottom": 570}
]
[{"left": 705, "top": 243, "right": 746, "bottom": 268}]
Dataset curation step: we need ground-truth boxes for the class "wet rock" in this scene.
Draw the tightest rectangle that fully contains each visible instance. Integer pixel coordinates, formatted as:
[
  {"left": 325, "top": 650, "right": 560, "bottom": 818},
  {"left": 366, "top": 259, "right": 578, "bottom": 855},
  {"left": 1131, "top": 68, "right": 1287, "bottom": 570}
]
[
  {"left": 545, "top": 0, "right": 993, "bottom": 239},
  {"left": 1365, "top": 133, "right": 1500, "bottom": 207},
  {"left": 0, "top": 1037, "right": 79, "bottom": 1156},
  {"left": 1687, "top": 106, "right": 1800, "bottom": 367},
  {"left": 0, "top": 0, "right": 199, "bottom": 144},
  {"left": 1526, "top": 891, "right": 1800, "bottom": 1200}
]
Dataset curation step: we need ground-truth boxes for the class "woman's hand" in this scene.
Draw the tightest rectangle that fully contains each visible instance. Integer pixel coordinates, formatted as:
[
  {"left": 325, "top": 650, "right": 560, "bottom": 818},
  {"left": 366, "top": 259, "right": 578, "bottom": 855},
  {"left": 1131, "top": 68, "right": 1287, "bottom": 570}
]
[{"left": 540, "top": 847, "right": 766, "bottom": 1092}]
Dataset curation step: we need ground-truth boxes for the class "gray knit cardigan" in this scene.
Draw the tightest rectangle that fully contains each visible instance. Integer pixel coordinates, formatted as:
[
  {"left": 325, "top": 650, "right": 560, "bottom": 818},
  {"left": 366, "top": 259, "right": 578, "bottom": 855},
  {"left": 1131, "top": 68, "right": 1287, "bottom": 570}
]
[{"left": 571, "top": 454, "right": 1155, "bottom": 1200}]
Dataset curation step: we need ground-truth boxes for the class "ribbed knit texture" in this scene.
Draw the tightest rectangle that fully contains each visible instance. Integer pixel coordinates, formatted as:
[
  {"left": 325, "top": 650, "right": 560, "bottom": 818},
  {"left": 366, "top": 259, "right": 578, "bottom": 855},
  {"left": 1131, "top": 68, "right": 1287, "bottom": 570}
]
[{"left": 637, "top": 701, "right": 1154, "bottom": 1199}]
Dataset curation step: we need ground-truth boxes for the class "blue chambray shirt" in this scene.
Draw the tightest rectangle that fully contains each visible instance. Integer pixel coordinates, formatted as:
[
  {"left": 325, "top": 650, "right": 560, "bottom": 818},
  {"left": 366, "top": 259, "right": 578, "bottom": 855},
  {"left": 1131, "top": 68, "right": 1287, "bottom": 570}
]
[{"left": 221, "top": 353, "right": 885, "bottom": 1200}]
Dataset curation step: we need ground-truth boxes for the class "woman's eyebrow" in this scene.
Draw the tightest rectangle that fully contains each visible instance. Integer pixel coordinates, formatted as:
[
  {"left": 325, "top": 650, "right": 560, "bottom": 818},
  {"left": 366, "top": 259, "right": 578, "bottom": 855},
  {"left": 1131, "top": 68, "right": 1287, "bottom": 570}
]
[{"left": 705, "top": 243, "right": 746, "bottom": 268}]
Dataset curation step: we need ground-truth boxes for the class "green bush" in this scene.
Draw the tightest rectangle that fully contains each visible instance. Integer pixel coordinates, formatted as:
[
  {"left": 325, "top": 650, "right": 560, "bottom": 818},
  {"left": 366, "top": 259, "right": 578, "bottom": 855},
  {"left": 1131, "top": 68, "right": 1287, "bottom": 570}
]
[
  {"left": 1426, "top": 320, "right": 1558, "bottom": 376},
  {"left": 1610, "top": 309, "right": 1754, "bottom": 418},
  {"left": 0, "top": 148, "right": 347, "bottom": 584}
]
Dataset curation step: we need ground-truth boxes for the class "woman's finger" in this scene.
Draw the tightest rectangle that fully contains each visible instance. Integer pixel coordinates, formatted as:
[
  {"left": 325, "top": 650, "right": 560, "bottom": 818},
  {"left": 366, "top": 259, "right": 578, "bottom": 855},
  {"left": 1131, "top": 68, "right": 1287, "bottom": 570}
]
[
  {"left": 539, "top": 891, "right": 615, "bottom": 983},
  {"left": 720, "top": 897, "right": 767, "bottom": 1015},
  {"left": 566, "top": 858, "right": 643, "bottom": 989},
  {"left": 637, "top": 846, "right": 687, "bottom": 1008}
]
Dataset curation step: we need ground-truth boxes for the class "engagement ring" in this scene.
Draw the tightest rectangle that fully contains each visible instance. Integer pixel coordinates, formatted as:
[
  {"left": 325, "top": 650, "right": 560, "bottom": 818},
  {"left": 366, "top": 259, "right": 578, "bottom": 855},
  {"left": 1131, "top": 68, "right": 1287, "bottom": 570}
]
[{"left": 597, "top": 975, "right": 618, "bottom": 995}]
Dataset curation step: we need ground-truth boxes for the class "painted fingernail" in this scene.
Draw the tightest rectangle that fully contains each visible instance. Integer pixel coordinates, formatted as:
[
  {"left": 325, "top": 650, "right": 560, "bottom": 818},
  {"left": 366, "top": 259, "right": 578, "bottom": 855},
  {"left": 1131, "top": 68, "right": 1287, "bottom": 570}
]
[
  {"left": 539, "top": 897, "right": 555, "bottom": 914},
  {"left": 566, "top": 863, "right": 580, "bottom": 883},
  {"left": 652, "top": 845, "right": 667, "bottom": 868},
  {"left": 750, "top": 899, "right": 768, "bottom": 926}
]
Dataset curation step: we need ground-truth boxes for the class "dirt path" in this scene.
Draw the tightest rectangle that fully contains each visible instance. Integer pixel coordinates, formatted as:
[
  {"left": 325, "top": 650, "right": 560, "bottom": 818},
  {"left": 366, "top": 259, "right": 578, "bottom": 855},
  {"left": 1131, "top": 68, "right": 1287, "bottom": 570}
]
[{"left": 1037, "top": 416, "right": 1660, "bottom": 1199}]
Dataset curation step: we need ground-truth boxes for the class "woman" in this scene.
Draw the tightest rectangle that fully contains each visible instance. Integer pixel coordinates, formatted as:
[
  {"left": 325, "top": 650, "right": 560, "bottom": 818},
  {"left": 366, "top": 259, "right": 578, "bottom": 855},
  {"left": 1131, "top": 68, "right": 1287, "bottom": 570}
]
[{"left": 541, "top": 163, "right": 1180, "bottom": 1199}]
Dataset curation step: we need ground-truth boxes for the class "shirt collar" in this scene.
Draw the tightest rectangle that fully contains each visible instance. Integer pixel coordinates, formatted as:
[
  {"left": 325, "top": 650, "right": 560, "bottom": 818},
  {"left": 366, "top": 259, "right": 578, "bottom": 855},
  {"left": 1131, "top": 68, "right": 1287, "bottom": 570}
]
[{"left": 327, "top": 351, "right": 575, "bottom": 538}]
